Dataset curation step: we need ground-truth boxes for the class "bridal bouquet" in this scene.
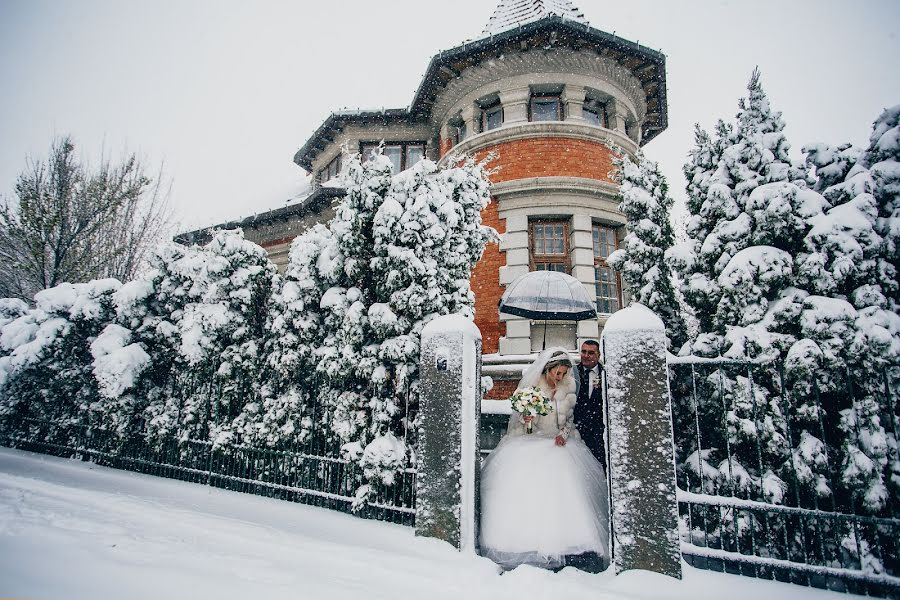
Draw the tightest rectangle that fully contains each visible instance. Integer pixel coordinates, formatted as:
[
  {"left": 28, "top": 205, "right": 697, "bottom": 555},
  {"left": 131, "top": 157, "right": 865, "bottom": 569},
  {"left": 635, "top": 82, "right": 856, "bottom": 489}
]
[{"left": 509, "top": 387, "right": 553, "bottom": 434}]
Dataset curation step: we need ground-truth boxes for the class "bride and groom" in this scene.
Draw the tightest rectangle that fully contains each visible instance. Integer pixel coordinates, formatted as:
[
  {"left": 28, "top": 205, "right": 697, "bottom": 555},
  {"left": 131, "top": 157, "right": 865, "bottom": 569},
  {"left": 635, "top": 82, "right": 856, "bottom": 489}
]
[{"left": 479, "top": 342, "right": 610, "bottom": 571}]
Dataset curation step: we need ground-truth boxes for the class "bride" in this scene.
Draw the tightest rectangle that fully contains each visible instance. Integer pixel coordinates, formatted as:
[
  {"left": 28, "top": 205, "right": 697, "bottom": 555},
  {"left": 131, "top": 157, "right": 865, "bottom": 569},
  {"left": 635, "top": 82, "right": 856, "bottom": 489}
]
[{"left": 479, "top": 347, "right": 609, "bottom": 571}]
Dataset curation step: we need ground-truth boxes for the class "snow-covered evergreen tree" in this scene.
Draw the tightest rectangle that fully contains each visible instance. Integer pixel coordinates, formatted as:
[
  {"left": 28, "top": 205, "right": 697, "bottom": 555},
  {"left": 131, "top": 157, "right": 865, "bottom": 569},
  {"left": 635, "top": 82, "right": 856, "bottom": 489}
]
[
  {"left": 674, "top": 70, "right": 832, "bottom": 508},
  {"left": 864, "top": 105, "right": 900, "bottom": 312},
  {"left": 0, "top": 279, "right": 121, "bottom": 429},
  {"left": 269, "top": 150, "right": 495, "bottom": 505},
  {"left": 794, "top": 108, "right": 900, "bottom": 514},
  {"left": 675, "top": 70, "right": 823, "bottom": 358},
  {"left": 607, "top": 152, "right": 687, "bottom": 352},
  {"left": 103, "top": 230, "right": 277, "bottom": 444}
]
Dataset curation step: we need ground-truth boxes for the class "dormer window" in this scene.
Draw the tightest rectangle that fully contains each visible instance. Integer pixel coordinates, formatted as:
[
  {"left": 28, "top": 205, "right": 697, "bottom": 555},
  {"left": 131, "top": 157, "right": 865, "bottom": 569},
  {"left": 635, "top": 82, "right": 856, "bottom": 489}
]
[
  {"left": 530, "top": 94, "right": 562, "bottom": 122},
  {"left": 481, "top": 100, "right": 503, "bottom": 132}
]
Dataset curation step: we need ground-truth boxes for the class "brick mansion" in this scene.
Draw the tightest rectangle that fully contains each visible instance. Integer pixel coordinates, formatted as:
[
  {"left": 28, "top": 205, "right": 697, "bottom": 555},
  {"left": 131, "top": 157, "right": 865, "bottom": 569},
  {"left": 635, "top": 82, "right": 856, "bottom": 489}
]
[{"left": 178, "top": 0, "right": 668, "bottom": 396}]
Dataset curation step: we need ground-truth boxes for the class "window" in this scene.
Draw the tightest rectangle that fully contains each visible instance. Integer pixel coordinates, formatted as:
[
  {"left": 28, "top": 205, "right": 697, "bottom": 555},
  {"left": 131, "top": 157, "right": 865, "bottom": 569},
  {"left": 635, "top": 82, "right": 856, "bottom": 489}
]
[
  {"left": 360, "top": 142, "right": 426, "bottom": 174},
  {"left": 530, "top": 94, "right": 561, "bottom": 122},
  {"left": 593, "top": 224, "right": 621, "bottom": 313},
  {"left": 530, "top": 220, "right": 569, "bottom": 273},
  {"left": 321, "top": 155, "right": 341, "bottom": 183},
  {"left": 481, "top": 101, "right": 503, "bottom": 132},
  {"left": 583, "top": 99, "right": 607, "bottom": 128},
  {"left": 451, "top": 122, "right": 467, "bottom": 146}
]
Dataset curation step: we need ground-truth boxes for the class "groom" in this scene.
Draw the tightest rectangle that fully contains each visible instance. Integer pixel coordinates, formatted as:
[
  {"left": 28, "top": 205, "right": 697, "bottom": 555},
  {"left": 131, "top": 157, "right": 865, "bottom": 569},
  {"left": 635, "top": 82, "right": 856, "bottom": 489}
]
[
  {"left": 567, "top": 339, "right": 609, "bottom": 574},
  {"left": 574, "top": 340, "right": 606, "bottom": 470}
]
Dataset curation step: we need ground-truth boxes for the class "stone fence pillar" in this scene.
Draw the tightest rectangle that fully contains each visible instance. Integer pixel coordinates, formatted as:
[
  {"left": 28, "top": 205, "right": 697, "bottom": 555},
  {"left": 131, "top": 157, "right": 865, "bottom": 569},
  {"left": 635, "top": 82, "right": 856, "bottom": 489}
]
[
  {"left": 601, "top": 303, "right": 681, "bottom": 579},
  {"left": 416, "top": 314, "right": 482, "bottom": 552}
]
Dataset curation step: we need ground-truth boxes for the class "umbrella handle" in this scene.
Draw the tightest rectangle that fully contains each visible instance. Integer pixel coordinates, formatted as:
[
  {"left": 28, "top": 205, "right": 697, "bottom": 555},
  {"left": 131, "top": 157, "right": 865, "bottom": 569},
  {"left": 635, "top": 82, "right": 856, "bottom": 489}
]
[{"left": 542, "top": 319, "right": 548, "bottom": 350}]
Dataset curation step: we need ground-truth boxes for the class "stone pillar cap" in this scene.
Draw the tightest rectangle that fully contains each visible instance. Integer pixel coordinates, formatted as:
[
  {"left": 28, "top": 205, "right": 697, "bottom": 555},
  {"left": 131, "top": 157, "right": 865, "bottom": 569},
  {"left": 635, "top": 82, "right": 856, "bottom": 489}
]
[
  {"left": 602, "top": 303, "right": 664, "bottom": 334},
  {"left": 421, "top": 313, "right": 483, "bottom": 341}
]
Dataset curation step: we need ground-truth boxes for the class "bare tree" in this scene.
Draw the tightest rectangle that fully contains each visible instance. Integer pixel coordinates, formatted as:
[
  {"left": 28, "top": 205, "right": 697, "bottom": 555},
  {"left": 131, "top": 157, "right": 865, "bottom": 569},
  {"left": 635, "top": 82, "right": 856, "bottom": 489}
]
[{"left": 0, "top": 136, "right": 172, "bottom": 301}]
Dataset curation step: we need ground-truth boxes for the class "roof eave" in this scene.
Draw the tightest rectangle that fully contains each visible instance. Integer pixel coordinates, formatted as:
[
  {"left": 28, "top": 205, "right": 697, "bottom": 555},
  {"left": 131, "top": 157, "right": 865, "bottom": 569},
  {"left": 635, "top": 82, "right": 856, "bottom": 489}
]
[
  {"left": 293, "top": 109, "right": 417, "bottom": 172},
  {"left": 410, "top": 16, "right": 668, "bottom": 144}
]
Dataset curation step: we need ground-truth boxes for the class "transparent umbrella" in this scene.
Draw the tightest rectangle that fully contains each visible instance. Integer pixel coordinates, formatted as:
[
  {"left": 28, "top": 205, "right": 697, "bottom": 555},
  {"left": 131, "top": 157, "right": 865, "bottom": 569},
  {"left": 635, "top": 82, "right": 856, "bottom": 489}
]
[{"left": 499, "top": 270, "right": 597, "bottom": 348}]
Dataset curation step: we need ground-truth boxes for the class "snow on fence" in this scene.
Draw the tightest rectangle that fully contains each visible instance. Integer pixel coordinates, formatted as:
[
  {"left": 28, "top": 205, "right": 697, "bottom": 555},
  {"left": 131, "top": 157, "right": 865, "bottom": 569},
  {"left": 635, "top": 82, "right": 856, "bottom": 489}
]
[
  {"left": 0, "top": 413, "right": 417, "bottom": 525},
  {"left": 669, "top": 358, "right": 900, "bottom": 598}
]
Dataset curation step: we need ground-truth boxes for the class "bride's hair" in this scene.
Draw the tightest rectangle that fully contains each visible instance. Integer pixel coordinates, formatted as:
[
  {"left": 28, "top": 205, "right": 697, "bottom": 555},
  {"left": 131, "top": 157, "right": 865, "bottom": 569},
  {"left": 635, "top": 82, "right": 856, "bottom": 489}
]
[
  {"left": 543, "top": 350, "right": 573, "bottom": 373},
  {"left": 518, "top": 346, "right": 575, "bottom": 389}
]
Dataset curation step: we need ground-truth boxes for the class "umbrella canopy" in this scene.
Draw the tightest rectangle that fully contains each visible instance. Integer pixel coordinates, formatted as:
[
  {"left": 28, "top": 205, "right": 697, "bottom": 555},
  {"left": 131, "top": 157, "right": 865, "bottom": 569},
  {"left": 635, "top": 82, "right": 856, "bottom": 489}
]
[{"left": 499, "top": 270, "right": 597, "bottom": 321}]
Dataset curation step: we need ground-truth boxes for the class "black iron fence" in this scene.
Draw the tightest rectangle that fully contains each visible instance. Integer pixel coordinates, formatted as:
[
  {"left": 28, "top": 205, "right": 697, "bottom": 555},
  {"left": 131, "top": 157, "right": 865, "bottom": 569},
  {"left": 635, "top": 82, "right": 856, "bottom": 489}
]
[
  {"left": 0, "top": 415, "right": 416, "bottom": 526},
  {"left": 670, "top": 357, "right": 900, "bottom": 598}
]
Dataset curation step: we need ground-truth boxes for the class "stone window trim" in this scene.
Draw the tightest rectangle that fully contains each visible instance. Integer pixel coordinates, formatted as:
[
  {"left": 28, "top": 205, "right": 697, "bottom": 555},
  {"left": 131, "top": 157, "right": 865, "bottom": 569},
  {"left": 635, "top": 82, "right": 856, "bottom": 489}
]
[
  {"left": 529, "top": 218, "right": 570, "bottom": 273},
  {"left": 430, "top": 54, "right": 647, "bottom": 137},
  {"left": 448, "top": 113, "right": 468, "bottom": 146},
  {"left": 360, "top": 141, "right": 427, "bottom": 174},
  {"left": 529, "top": 93, "right": 562, "bottom": 122},
  {"left": 480, "top": 99, "right": 504, "bottom": 133},
  {"left": 592, "top": 223, "right": 622, "bottom": 315},
  {"left": 582, "top": 97, "right": 608, "bottom": 129}
]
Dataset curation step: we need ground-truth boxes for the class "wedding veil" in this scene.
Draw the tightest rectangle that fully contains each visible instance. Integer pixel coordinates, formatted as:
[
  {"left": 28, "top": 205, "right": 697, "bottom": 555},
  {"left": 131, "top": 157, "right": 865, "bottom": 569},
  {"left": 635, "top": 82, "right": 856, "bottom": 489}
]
[{"left": 518, "top": 346, "right": 574, "bottom": 389}]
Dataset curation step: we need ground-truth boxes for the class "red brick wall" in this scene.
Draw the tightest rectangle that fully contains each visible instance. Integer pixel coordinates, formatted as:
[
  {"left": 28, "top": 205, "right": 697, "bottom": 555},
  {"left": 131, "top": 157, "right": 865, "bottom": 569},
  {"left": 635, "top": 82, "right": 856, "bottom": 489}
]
[
  {"left": 487, "top": 379, "right": 519, "bottom": 401},
  {"left": 472, "top": 137, "right": 617, "bottom": 184},
  {"left": 439, "top": 136, "right": 454, "bottom": 157},
  {"left": 460, "top": 136, "right": 618, "bottom": 354},
  {"left": 471, "top": 200, "right": 506, "bottom": 354}
]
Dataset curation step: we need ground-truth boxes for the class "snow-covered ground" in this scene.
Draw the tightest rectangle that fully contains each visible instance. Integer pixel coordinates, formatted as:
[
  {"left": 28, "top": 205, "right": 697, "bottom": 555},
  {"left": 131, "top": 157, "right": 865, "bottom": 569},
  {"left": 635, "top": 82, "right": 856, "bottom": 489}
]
[{"left": 0, "top": 447, "right": 859, "bottom": 600}]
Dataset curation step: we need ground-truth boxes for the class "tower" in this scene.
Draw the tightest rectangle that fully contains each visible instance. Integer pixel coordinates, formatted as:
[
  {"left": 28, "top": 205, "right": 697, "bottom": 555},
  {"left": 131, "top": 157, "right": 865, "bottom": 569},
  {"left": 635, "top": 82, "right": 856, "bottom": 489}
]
[{"left": 178, "top": 2, "right": 667, "bottom": 398}]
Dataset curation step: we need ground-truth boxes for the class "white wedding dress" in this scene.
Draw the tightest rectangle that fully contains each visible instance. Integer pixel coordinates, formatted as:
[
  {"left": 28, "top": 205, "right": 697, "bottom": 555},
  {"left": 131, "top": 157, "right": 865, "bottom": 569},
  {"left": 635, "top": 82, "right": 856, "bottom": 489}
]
[{"left": 479, "top": 349, "right": 610, "bottom": 570}]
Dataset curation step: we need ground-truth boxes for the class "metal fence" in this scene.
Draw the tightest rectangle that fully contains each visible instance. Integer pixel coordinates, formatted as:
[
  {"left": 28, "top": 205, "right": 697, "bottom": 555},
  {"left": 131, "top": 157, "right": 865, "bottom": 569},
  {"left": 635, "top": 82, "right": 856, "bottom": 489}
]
[
  {"left": 0, "top": 415, "right": 417, "bottom": 526},
  {"left": 669, "top": 357, "right": 900, "bottom": 598}
]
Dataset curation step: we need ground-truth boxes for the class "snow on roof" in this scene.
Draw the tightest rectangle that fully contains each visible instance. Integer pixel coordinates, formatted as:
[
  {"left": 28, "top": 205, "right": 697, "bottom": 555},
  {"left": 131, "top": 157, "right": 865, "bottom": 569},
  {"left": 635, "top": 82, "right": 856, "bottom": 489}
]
[{"left": 481, "top": 0, "right": 588, "bottom": 37}]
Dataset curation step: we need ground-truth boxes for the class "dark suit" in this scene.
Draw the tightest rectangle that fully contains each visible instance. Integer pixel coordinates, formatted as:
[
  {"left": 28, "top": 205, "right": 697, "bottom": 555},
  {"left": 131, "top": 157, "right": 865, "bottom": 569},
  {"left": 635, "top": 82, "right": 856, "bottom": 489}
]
[{"left": 573, "top": 363, "right": 606, "bottom": 470}]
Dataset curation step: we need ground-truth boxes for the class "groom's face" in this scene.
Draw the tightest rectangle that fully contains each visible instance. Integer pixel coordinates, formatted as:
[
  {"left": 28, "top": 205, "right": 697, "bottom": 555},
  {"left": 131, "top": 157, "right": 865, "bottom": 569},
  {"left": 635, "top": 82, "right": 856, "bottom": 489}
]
[{"left": 580, "top": 343, "right": 600, "bottom": 369}]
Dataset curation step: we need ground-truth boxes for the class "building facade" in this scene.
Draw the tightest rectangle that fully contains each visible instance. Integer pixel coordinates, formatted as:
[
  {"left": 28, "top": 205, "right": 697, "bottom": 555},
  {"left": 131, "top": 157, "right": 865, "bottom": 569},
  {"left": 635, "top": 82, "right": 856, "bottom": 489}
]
[{"left": 178, "top": 1, "right": 668, "bottom": 398}]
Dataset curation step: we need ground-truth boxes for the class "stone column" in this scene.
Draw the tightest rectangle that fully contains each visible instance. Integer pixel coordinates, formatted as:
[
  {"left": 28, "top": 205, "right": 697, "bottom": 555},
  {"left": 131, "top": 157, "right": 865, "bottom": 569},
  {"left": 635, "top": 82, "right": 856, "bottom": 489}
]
[
  {"left": 601, "top": 303, "right": 681, "bottom": 579},
  {"left": 461, "top": 103, "right": 478, "bottom": 140},
  {"left": 570, "top": 214, "right": 600, "bottom": 347},
  {"left": 498, "top": 87, "right": 531, "bottom": 125},
  {"left": 607, "top": 98, "right": 630, "bottom": 136},
  {"left": 498, "top": 213, "right": 531, "bottom": 355},
  {"left": 562, "top": 84, "right": 587, "bottom": 122},
  {"left": 416, "top": 315, "right": 482, "bottom": 552}
]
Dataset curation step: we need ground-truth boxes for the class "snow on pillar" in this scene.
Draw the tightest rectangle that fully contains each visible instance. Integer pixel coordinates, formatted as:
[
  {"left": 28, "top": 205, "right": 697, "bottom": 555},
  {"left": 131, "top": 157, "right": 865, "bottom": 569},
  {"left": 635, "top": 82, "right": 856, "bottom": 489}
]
[
  {"left": 601, "top": 303, "right": 681, "bottom": 579},
  {"left": 416, "top": 314, "right": 482, "bottom": 552}
]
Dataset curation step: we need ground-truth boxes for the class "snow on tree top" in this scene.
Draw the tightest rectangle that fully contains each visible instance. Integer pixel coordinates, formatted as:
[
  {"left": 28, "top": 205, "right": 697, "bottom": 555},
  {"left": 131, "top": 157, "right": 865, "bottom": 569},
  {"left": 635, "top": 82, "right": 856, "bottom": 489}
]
[
  {"left": 480, "top": 0, "right": 587, "bottom": 37},
  {"left": 33, "top": 279, "right": 121, "bottom": 320}
]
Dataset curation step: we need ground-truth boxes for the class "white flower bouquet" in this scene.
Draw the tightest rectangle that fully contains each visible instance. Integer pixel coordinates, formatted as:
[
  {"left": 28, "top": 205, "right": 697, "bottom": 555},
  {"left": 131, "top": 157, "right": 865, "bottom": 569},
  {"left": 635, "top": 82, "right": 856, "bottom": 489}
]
[{"left": 509, "top": 387, "right": 553, "bottom": 434}]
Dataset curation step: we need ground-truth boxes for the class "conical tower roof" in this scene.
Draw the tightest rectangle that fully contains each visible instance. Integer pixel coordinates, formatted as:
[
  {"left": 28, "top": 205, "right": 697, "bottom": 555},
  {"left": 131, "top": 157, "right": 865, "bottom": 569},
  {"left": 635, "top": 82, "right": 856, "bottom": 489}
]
[{"left": 481, "top": 0, "right": 587, "bottom": 37}]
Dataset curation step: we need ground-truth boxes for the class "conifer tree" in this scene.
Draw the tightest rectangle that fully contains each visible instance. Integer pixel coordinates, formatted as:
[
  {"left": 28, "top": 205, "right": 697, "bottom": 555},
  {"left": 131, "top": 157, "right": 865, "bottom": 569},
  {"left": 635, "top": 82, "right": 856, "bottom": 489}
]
[
  {"left": 674, "top": 70, "right": 829, "bottom": 508},
  {"left": 270, "top": 151, "right": 495, "bottom": 505},
  {"left": 864, "top": 105, "right": 900, "bottom": 312},
  {"left": 608, "top": 151, "right": 687, "bottom": 352},
  {"left": 0, "top": 279, "right": 121, "bottom": 429}
]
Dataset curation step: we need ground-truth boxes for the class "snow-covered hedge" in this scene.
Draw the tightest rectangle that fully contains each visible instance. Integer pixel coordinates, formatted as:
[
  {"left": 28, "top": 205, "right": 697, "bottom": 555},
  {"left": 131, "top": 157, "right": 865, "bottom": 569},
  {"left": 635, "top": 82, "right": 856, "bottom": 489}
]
[
  {"left": 674, "top": 68, "right": 899, "bottom": 520},
  {"left": 267, "top": 151, "right": 496, "bottom": 503}
]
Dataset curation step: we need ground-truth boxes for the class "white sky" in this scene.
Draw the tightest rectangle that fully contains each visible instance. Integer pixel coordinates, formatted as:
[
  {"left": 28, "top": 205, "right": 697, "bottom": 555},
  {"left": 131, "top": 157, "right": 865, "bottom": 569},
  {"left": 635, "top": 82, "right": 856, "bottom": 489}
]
[{"left": 1, "top": 0, "right": 899, "bottom": 234}]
